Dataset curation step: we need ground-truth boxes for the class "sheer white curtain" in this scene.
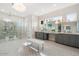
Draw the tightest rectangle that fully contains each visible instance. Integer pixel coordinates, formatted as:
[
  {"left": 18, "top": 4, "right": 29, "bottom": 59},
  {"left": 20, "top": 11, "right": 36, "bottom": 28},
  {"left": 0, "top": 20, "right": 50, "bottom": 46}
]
[
  {"left": 25, "top": 15, "right": 32, "bottom": 39},
  {"left": 25, "top": 15, "right": 38, "bottom": 39}
]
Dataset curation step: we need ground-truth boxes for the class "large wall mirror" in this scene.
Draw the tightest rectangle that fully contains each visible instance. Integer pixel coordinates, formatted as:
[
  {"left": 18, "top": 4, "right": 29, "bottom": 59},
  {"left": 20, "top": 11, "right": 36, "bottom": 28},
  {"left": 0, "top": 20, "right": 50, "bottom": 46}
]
[
  {"left": 66, "top": 13, "right": 77, "bottom": 22},
  {"left": 65, "top": 13, "right": 77, "bottom": 33}
]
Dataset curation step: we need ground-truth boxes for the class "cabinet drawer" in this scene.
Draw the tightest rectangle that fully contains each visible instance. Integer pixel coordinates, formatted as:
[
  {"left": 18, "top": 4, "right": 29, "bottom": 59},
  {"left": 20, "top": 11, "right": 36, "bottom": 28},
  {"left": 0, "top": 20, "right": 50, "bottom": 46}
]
[
  {"left": 75, "top": 35, "right": 79, "bottom": 48},
  {"left": 35, "top": 32, "right": 43, "bottom": 39}
]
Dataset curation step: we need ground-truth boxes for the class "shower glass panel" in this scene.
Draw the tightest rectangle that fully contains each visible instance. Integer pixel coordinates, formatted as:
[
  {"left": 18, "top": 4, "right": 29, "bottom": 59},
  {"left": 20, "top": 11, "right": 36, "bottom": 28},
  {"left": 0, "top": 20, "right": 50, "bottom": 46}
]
[
  {"left": 0, "top": 18, "right": 27, "bottom": 42},
  {"left": 0, "top": 20, "right": 17, "bottom": 41}
]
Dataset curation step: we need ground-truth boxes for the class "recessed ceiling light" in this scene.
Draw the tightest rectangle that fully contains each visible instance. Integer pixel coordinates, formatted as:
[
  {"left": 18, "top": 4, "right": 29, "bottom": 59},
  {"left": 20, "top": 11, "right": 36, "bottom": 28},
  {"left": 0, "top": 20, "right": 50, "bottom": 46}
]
[
  {"left": 53, "top": 4, "right": 57, "bottom": 7},
  {"left": 0, "top": 9, "right": 5, "bottom": 12}
]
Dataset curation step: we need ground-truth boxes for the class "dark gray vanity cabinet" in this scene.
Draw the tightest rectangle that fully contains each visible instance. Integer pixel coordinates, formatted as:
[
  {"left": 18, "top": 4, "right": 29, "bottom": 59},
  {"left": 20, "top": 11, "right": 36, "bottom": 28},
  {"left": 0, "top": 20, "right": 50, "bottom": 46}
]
[
  {"left": 55, "top": 34, "right": 64, "bottom": 44},
  {"left": 62, "top": 34, "right": 69, "bottom": 45},
  {"left": 35, "top": 32, "right": 49, "bottom": 40},
  {"left": 55, "top": 34, "right": 79, "bottom": 48},
  {"left": 43, "top": 33, "right": 49, "bottom": 40},
  {"left": 35, "top": 31, "right": 79, "bottom": 48},
  {"left": 75, "top": 35, "right": 79, "bottom": 48},
  {"left": 35, "top": 32, "right": 44, "bottom": 39},
  {"left": 69, "top": 35, "right": 76, "bottom": 47}
]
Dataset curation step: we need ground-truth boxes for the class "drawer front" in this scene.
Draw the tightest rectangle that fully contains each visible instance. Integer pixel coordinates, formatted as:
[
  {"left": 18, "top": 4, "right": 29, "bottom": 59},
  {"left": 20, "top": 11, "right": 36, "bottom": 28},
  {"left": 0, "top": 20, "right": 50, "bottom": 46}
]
[
  {"left": 55, "top": 34, "right": 64, "bottom": 44},
  {"left": 55, "top": 34, "right": 76, "bottom": 47},
  {"left": 43, "top": 33, "right": 49, "bottom": 40},
  {"left": 75, "top": 35, "right": 79, "bottom": 48},
  {"left": 35, "top": 32, "right": 44, "bottom": 39}
]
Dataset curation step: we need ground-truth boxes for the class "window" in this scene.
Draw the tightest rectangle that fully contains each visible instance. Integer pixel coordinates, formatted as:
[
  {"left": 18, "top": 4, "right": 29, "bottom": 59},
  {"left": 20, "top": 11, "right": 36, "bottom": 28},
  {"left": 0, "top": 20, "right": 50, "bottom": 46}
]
[
  {"left": 66, "top": 13, "right": 77, "bottom": 22},
  {"left": 53, "top": 16, "right": 62, "bottom": 21}
]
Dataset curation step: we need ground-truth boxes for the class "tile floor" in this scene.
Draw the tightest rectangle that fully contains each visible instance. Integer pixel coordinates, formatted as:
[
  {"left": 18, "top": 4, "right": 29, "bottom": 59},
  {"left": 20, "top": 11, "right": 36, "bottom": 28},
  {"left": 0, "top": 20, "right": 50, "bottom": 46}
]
[{"left": 0, "top": 39, "right": 79, "bottom": 56}]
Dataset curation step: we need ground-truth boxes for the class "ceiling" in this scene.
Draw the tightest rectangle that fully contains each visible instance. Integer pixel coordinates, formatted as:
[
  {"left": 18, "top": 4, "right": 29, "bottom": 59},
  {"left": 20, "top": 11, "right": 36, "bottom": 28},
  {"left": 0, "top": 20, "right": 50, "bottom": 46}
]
[{"left": 0, "top": 3, "right": 77, "bottom": 17}]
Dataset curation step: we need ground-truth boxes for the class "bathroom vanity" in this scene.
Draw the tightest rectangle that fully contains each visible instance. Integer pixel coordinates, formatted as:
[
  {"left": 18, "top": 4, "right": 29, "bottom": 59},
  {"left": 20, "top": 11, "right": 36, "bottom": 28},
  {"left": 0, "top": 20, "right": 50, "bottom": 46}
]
[
  {"left": 35, "top": 31, "right": 49, "bottom": 40},
  {"left": 35, "top": 31, "right": 79, "bottom": 48},
  {"left": 55, "top": 33, "right": 79, "bottom": 48}
]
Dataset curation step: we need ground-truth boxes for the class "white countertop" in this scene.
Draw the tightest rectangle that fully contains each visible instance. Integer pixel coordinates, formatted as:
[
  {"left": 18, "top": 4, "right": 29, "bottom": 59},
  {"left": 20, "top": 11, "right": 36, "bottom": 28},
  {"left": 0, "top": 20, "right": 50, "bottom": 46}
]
[{"left": 35, "top": 31, "right": 79, "bottom": 35}]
